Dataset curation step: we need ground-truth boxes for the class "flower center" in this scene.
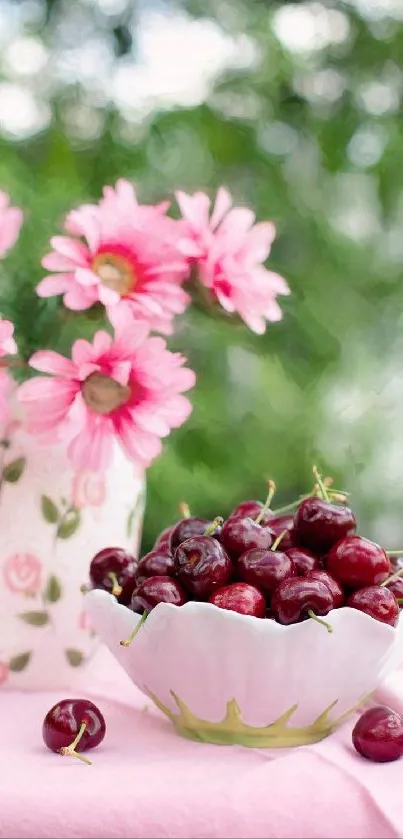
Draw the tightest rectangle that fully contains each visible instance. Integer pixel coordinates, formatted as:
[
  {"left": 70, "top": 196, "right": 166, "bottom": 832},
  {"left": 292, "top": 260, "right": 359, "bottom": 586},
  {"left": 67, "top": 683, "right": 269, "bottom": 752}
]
[
  {"left": 82, "top": 373, "right": 131, "bottom": 415},
  {"left": 92, "top": 252, "right": 136, "bottom": 295}
]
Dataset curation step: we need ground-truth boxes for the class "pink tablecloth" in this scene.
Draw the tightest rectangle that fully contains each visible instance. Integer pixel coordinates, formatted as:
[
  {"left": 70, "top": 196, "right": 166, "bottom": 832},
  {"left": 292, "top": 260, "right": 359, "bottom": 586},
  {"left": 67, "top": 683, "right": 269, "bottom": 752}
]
[{"left": 2, "top": 647, "right": 403, "bottom": 839}]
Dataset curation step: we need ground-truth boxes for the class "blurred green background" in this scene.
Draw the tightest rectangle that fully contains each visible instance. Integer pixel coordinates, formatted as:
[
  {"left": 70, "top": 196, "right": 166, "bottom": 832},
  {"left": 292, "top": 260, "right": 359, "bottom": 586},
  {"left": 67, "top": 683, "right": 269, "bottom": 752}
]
[{"left": 1, "top": 0, "right": 403, "bottom": 552}]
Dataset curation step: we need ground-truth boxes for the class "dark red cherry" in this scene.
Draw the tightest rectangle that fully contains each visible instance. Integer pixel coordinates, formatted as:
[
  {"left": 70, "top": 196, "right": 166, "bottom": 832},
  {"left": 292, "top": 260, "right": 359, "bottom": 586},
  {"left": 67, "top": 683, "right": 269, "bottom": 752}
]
[
  {"left": 170, "top": 517, "right": 220, "bottom": 552},
  {"left": 294, "top": 498, "right": 356, "bottom": 553},
  {"left": 174, "top": 535, "right": 232, "bottom": 597},
  {"left": 326, "top": 536, "right": 390, "bottom": 588},
  {"left": 88, "top": 547, "right": 137, "bottom": 605},
  {"left": 135, "top": 549, "right": 174, "bottom": 586},
  {"left": 305, "top": 569, "right": 344, "bottom": 608},
  {"left": 153, "top": 525, "right": 174, "bottom": 550},
  {"left": 271, "top": 578, "right": 334, "bottom": 626},
  {"left": 269, "top": 515, "right": 296, "bottom": 550},
  {"left": 43, "top": 699, "right": 105, "bottom": 764},
  {"left": 352, "top": 706, "right": 403, "bottom": 762},
  {"left": 209, "top": 582, "right": 266, "bottom": 617},
  {"left": 130, "top": 575, "right": 188, "bottom": 613},
  {"left": 221, "top": 516, "right": 274, "bottom": 559},
  {"left": 230, "top": 500, "right": 272, "bottom": 525},
  {"left": 346, "top": 585, "right": 399, "bottom": 626},
  {"left": 237, "top": 548, "right": 295, "bottom": 595},
  {"left": 387, "top": 577, "right": 403, "bottom": 606},
  {"left": 286, "top": 547, "right": 321, "bottom": 576}
]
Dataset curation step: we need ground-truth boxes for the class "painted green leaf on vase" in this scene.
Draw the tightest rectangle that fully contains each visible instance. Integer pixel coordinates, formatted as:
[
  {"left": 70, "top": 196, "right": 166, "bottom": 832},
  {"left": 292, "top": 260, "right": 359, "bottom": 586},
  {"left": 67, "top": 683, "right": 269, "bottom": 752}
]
[
  {"left": 19, "top": 610, "right": 50, "bottom": 627},
  {"left": 65, "top": 648, "right": 84, "bottom": 667},
  {"left": 57, "top": 508, "right": 81, "bottom": 539},
  {"left": 3, "top": 457, "right": 26, "bottom": 483},
  {"left": 44, "top": 574, "right": 62, "bottom": 603},
  {"left": 9, "top": 651, "right": 32, "bottom": 672},
  {"left": 41, "top": 495, "right": 60, "bottom": 524}
]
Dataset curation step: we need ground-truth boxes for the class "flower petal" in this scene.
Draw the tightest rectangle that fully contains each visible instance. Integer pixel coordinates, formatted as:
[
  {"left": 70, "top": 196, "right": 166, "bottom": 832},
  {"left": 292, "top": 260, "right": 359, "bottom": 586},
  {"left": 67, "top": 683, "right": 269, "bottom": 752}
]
[
  {"left": 210, "top": 187, "right": 232, "bottom": 230},
  {"left": 36, "top": 274, "right": 71, "bottom": 296},
  {"left": 29, "top": 351, "right": 77, "bottom": 378}
]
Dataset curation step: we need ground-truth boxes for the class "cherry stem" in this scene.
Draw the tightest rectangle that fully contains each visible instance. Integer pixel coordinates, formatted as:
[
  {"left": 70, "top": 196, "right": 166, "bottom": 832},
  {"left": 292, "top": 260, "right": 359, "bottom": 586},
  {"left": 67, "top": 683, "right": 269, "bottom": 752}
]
[
  {"left": 271, "top": 529, "right": 288, "bottom": 551},
  {"left": 59, "top": 722, "right": 92, "bottom": 765},
  {"left": 179, "top": 502, "right": 190, "bottom": 519},
  {"left": 80, "top": 583, "right": 89, "bottom": 594},
  {"left": 386, "top": 551, "right": 403, "bottom": 557},
  {"left": 203, "top": 516, "right": 224, "bottom": 536},
  {"left": 108, "top": 572, "right": 122, "bottom": 597},
  {"left": 120, "top": 610, "right": 148, "bottom": 647},
  {"left": 255, "top": 480, "right": 276, "bottom": 525},
  {"left": 307, "top": 610, "right": 333, "bottom": 633},
  {"left": 381, "top": 566, "right": 403, "bottom": 587},
  {"left": 398, "top": 599, "right": 403, "bottom": 604},
  {"left": 271, "top": 495, "right": 310, "bottom": 516},
  {"left": 312, "top": 466, "right": 330, "bottom": 502}
]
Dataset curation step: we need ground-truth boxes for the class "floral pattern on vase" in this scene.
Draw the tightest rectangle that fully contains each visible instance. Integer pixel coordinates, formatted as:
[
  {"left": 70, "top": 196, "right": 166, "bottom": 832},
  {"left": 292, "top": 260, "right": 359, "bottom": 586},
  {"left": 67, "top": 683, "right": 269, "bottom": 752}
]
[{"left": 0, "top": 425, "right": 145, "bottom": 690}]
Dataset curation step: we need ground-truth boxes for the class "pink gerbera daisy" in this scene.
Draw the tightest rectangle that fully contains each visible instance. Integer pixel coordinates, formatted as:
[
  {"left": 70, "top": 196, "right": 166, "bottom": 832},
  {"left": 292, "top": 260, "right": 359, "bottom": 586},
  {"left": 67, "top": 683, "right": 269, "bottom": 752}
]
[
  {"left": 18, "top": 311, "right": 196, "bottom": 472},
  {"left": 0, "top": 191, "right": 23, "bottom": 258},
  {"left": 0, "top": 317, "right": 17, "bottom": 357},
  {"left": 37, "top": 179, "right": 191, "bottom": 335},
  {"left": 176, "top": 187, "right": 290, "bottom": 335}
]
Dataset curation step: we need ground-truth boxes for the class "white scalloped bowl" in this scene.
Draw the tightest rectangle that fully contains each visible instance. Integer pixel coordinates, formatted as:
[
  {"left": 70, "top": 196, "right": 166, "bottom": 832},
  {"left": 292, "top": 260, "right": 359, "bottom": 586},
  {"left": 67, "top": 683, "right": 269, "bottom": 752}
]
[{"left": 86, "top": 589, "right": 403, "bottom": 748}]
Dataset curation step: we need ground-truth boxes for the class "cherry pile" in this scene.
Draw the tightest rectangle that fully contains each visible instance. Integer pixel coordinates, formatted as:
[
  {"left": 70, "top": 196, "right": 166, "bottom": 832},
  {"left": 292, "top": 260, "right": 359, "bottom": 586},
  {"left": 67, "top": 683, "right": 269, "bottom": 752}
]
[{"left": 83, "top": 470, "right": 403, "bottom": 642}]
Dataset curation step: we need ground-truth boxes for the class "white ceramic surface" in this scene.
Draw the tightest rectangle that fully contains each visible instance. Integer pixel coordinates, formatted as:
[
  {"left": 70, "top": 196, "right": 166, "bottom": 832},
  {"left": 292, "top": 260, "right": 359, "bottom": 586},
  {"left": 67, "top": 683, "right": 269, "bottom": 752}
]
[
  {"left": 0, "top": 427, "right": 145, "bottom": 690},
  {"left": 87, "top": 589, "right": 403, "bottom": 744}
]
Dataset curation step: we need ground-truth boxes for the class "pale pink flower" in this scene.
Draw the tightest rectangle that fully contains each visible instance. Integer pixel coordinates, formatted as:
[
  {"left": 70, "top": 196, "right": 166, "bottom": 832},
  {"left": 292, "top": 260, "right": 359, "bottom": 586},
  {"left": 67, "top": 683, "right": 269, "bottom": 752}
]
[
  {"left": 176, "top": 187, "right": 290, "bottom": 335},
  {"left": 0, "top": 317, "right": 17, "bottom": 357},
  {"left": 0, "top": 191, "right": 23, "bottom": 258},
  {"left": 37, "top": 179, "right": 191, "bottom": 335},
  {"left": 3, "top": 553, "right": 42, "bottom": 594},
  {"left": 18, "top": 310, "right": 196, "bottom": 472},
  {"left": 72, "top": 470, "right": 107, "bottom": 509},
  {"left": 0, "top": 662, "right": 9, "bottom": 686}
]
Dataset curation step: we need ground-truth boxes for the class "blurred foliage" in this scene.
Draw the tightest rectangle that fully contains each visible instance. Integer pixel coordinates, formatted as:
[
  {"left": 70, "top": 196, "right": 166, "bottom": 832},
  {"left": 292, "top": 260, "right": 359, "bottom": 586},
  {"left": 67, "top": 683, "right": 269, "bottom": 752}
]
[{"left": 1, "top": 0, "right": 403, "bottom": 551}]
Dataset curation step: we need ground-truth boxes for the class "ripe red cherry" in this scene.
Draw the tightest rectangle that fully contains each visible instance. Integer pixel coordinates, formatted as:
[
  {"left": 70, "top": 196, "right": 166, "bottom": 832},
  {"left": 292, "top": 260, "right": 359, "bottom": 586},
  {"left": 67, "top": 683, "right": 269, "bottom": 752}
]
[
  {"left": 271, "top": 578, "right": 334, "bottom": 626},
  {"left": 286, "top": 547, "right": 321, "bottom": 576},
  {"left": 269, "top": 515, "right": 296, "bottom": 550},
  {"left": 174, "top": 535, "right": 232, "bottom": 597},
  {"left": 326, "top": 536, "right": 390, "bottom": 588},
  {"left": 346, "top": 586, "right": 399, "bottom": 626},
  {"left": 43, "top": 699, "right": 106, "bottom": 765},
  {"left": 387, "top": 577, "right": 403, "bottom": 606},
  {"left": 352, "top": 706, "right": 403, "bottom": 762},
  {"left": 153, "top": 525, "right": 174, "bottom": 550},
  {"left": 88, "top": 547, "right": 137, "bottom": 605},
  {"left": 294, "top": 498, "right": 356, "bottom": 553},
  {"left": 170, "top": 516, "right": 219, "bottom": 552},
  {"left": 209, "top": 582, "right": 266, "bottom": 617},
  {"left": 230, "top": 500, "right": 272, "bottom": 524},
  {"left": 237, "top": 548, "right": 295, "bottom": 595},
  {"left": 130, "top": 575, "right": 188, "bottom": 613},
  {"left": 305, "top": 569, "right": 344, "bottom": 608},
  {"left": 135, "top": 549, "right": 174, "bottom": 586},
  {"left": 221, "top": 516, "right": 274, "bottom": 559}
]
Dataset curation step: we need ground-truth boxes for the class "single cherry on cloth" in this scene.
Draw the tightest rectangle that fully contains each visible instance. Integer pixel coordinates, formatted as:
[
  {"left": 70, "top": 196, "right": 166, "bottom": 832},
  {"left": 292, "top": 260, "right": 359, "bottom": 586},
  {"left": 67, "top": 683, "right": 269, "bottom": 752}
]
[
  {"left": 326, "top": 535, "right": 390, "bottom": 588},
  {"left": 87, "top": 547, "right": 137, "bottom": 605},
  {"left": 346, "top": 585, "right": 399, "bottom": 626},
  {"left": 237, "top": 547, "right": 295, "bottom": 595},
  {"left": 269, "top": 515, "right": 296, "bottom": 551},
  {"left": 209, "top": 582, "right": 266, "bottom": 618},
  {"left": 43, "top": 699, "right": 106, "bottom": 765},
  {"left": 305, "top": 569, "right": 344, "bottom": 608},
  {"left": 135, "top": 549, "right": 174, "bottom": 586},
  {"left": 271, "top": 578, "right": 334, "bottom": 630},
  {"left": 352, "top": 706, "right": 403, "bottom": 763},
  {"left": 286, "top": 547, "right": 321, "bottom": 577},
  {"left": 293, "top": 497, "right": 356, "bottom": 553},
  {"left": 221, "top": 516, "right": 274, "bottom": 559},
  {"left": 174, "top": 533, "right": 232, "bottom": 597}
]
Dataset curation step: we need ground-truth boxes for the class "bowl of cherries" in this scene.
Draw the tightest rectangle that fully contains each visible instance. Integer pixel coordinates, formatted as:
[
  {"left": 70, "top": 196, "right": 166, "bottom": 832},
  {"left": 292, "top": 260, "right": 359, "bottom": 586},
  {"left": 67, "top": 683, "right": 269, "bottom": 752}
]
[{"left": 85, "top": 469, "right": 403, "bottom": 748}]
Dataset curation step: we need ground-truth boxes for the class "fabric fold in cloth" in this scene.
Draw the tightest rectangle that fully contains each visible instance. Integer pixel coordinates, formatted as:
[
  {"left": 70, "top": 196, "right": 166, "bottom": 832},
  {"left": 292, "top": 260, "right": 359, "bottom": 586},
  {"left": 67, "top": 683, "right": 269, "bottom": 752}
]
[{"left": 1, "top": 647, "right": 403, "bottom": 839}]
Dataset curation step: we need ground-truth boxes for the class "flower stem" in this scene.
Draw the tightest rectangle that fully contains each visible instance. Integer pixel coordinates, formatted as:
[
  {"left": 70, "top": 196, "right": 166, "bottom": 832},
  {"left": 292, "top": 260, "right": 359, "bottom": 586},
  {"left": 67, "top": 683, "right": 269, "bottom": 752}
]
[
  {"left": 120, "top": 610, "right": 148, "bottom": 647},
  {"left": 59, "top": 722, "right": 92, "bottom": 765}
]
